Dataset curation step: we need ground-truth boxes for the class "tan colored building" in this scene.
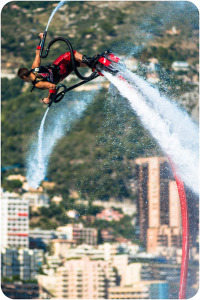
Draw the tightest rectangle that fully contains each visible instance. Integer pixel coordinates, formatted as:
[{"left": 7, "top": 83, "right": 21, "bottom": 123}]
[
  {"left": 108, "top": 280, "right": 168, "bottom": 299},
  {"left": 108, "top": 284, "right": 149, "bottom": 299},
  {"left": 22, "top": 192, "right": 49, "bottom": 209},
  {"left": 73, "top": 224, "right": 98, "bottom": 245},
  {"left": 112, "top": 255, "right": 128, "bottom": 286},
  {"left": 51, "top": 242, "right": 118, "bottom": 262},
  {"left": 51, "top": 195, "right": 63, "bottom": 205},
  {"left": 52, "top": 239, "right": 77, "bottom": 257},
  {"left": 56, "top": 223, "right": 98, "bottom": 245},
  {"left": 135, "top": 157, "right": 182, "bottom": 253},
  {"left": 54, "top": 256, "right": 117, "bottom": 299}
]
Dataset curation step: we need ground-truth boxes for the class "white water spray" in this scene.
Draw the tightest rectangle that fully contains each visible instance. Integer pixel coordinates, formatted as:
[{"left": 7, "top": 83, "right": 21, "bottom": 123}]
[
  {"left": 26, "top": 93, "right": 94, "bottom": 189},
  {"left": 37, "top": 108, "right": 49, "bottom": 180},
  {"left": 122, "top": 69, "right": 199, "bottom": 152},
  {"left": 45, "top": 0, "right": 66, "bottom": 31},
  {"left": 26, "top": 108, "right": 49, "bottom": 189},
  {"left": 104, "top": 70, "right": 199, "bottom": 194}
]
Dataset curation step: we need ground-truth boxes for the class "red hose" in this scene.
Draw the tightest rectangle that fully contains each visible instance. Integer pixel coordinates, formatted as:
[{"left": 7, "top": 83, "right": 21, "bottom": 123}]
[{"left": 168, "top": 158, "right": 189, "bottom": 299}]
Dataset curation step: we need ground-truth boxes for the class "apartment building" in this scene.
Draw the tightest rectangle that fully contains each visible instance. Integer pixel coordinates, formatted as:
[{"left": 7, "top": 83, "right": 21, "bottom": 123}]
[
  {"left": 1, "top": 247, "right": 43, "bottom": 281},
  {"left": 38, "top": 256, "right": 117, "bottom": 299},
  {"left": 108, "top": 281, "right": 169, "bottom": 299},
  {"left": 1, "top": 190, "right": 29, "bottom": 249},
  {"left": 54, "top": 256, "right": 117, "bottom": 299},
  {"left": 135, "top": 157, "right": 182, "bottom": 252},
  {"left": 22, "top": 192, "right": 49, "bottom": 209},
  {"left": 57, "top": 223, "right": 98, "bottom": 245},
  {"left": 29, "top": 228, "right": 71, "bottom": 250},
  {"left": 51, "top": 242, "right": 118, "bottom": 262}
]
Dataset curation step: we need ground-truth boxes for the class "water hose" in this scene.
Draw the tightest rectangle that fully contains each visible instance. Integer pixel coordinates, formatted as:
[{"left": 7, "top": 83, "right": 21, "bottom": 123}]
[
  {"left": 39, "top": 33, "right": 98, "bottom": 81},
  {"left": 168, "top": 157, "right": 189, "bottom": 299}
]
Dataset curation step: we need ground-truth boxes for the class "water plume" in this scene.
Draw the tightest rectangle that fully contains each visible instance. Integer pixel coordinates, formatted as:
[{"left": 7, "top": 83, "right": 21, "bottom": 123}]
[
  {"left": 26, "top": 92, "right": 94, "bottom": 189},
  {"left": 45, "top": 0, "right": 66, "bottom": 31},
  {"left": 104, "top": 70, "right": 199, "bottom": 195}
]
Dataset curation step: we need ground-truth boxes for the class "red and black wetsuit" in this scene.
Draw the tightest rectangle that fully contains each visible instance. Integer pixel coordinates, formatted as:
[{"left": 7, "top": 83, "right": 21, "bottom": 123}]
[
  {"left": 53, "top": 50, "right": 80, "bottom": 81},
  {"left": 31, "top": 51, "right": 79, "bottom": 87}
]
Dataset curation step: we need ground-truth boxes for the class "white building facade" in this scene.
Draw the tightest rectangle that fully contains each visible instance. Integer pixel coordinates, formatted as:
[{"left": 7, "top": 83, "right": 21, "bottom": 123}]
[
  {"left": 22, "top": 192, "right": 49, "bottom": 208},
  {"left": 1, "top": 190, "right": 29, "bottom": 249},
  {"left": 39, "top": 256, "right": 117, "bottom": 299}
]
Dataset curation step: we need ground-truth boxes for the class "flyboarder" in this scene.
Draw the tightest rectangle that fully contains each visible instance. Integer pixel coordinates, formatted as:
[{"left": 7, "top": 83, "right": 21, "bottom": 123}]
[{"left": 17, "top": 33, "right": 95, "bottom": 104}]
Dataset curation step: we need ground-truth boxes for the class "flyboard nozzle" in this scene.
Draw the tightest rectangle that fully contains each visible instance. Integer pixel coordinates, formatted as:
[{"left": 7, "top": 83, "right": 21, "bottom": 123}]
[
  {"left": 48, "top": 100, "right": 53, "bottom": 108},
  {"left": 38, "top": 30, "right": 48, "bottom": 57}
]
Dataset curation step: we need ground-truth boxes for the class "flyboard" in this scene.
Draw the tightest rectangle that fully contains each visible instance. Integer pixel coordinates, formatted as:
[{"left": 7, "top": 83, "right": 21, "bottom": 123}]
[{"left": 37, "top": 31, "right": 121, "bottom": 107}]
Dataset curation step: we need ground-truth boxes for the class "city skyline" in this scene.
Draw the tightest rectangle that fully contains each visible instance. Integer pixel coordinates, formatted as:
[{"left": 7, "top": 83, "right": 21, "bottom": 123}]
[{"left": 1, "top": 156, "right": 199, "bottom": 299}]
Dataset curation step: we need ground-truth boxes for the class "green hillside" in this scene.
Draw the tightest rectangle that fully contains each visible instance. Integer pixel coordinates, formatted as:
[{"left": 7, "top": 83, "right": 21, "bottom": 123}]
[
  {"left": 1, "top": 77, "right": 160, "bottom": 200},
  {"left": 1, "top": 1, "right": 198, "bottom": 69}
]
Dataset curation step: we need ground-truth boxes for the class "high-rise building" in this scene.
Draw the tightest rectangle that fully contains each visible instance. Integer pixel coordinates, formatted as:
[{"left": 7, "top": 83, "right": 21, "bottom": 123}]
[
  {"left": 1, "top": 190, "right": 29, "bottom": 249},
  {"left": 1, "top": 247, "right": 43, "bottom": 281},
  {"left": 39, "top": 256, "right": 117, "bottom": 299},
  {"left": 135, "top": 157, "right": 182, "bottom": 252}
]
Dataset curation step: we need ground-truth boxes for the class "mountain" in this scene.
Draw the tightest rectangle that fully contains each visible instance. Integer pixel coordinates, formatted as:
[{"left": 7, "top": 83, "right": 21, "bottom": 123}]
[{"left": 1, "top": 1, "right": 198, "bottom": 69}]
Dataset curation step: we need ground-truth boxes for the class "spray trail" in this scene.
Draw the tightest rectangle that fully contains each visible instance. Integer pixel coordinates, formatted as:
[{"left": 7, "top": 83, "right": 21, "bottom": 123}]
[
  {"left": 26, "top": 92, "right": 94, "bottom": 189},
  {"left": 122, "top": 69, "right": 199, "bottom": 152},
  {"left": 45, "top": 0, "right": 66, "bottom": 31},
  {"left": 37, "top": 107, "right": 49, "bottom": 182},
  {"left": 104, "top": 71, "right": 199, "bottom": 194}
]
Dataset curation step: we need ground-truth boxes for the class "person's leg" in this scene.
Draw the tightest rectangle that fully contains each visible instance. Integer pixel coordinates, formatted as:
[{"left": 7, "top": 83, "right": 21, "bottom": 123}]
[
  {"left": 74, "top": 52, "right": 87, "bottom": 67},
  {"left": 53, "top": 51, "right": 87, "bottom": 81},
  {"left": 53, "top": 52, "right": 72, "bottom": 76},
  {"left": 53, "top": 51, "right": 86, "bottom": 66}
]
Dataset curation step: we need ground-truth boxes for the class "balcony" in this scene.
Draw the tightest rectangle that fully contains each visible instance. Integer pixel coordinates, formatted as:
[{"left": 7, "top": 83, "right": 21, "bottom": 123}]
[
  {"left": 62, "top": 293, "right": 68, "bottom": 298},
  {"left": 98, "top": 287, "right": 105, "bottom": 291}
]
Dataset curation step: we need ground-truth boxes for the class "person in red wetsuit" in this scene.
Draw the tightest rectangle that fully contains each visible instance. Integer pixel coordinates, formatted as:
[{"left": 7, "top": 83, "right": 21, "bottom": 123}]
[{"left": 17, "top": 33, "right": 93, "bottom": 104}]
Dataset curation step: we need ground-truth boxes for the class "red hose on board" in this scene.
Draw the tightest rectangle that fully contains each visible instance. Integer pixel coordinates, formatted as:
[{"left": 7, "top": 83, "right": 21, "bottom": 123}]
[{"left": 168, "top": 158, "right": 189, "bottom": 299}]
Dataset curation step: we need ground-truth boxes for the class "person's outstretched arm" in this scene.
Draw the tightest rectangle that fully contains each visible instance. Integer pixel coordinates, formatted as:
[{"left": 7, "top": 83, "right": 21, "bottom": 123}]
[
  {"left": 31, "top": 33, "right": 44, "bottom": 69},
  {"left": 34, "top": 81, "right": 56, "bottom": 104}
]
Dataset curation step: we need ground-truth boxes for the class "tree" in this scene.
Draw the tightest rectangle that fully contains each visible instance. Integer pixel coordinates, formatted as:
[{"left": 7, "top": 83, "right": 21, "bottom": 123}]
[{"left": 2, "top": 179, "right": 22, "bottom": 192}]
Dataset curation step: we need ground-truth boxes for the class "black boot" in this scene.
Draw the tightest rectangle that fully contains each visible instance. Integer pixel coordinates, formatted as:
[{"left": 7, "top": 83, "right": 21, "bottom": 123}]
[{"left": 82, "top": 55, "right": 99, "bottom": 68}]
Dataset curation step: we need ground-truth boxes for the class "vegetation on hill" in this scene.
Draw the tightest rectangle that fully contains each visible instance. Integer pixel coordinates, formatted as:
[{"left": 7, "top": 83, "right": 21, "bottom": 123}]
[
  {"left": 29, "top": 199, "right": 138, "bottom": 243},
  {"left": 1, "top": 77, "right": 160, "bottom": 200},
  {"left": 1, "top": 1, "right": 198, "bottom": 69}
]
